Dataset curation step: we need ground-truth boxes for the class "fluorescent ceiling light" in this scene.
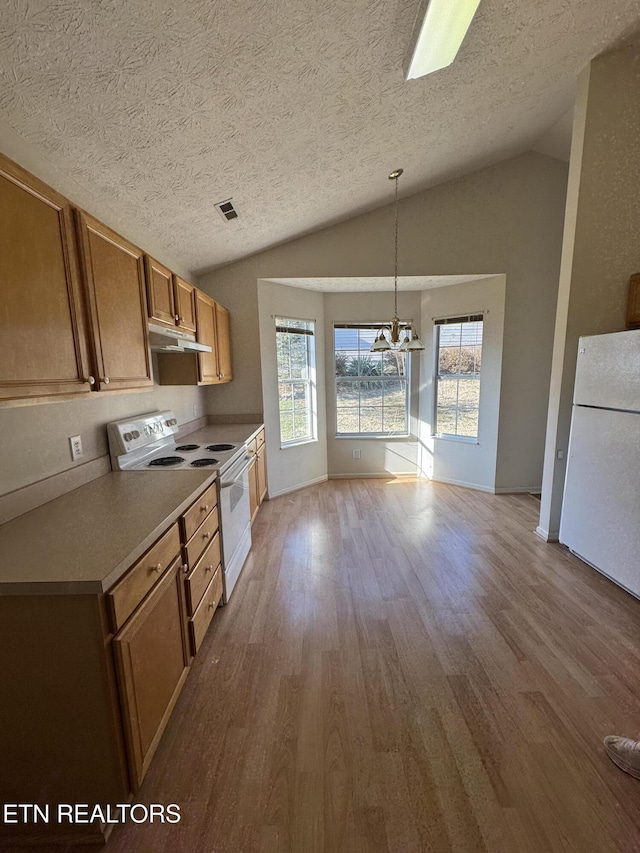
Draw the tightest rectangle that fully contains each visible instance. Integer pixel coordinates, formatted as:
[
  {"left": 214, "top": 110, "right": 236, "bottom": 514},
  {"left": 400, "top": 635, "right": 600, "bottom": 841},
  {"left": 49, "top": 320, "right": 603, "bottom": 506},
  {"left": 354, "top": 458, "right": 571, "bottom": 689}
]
[{"left": 405, "top": 0, "right": 482, "bottom": 80}]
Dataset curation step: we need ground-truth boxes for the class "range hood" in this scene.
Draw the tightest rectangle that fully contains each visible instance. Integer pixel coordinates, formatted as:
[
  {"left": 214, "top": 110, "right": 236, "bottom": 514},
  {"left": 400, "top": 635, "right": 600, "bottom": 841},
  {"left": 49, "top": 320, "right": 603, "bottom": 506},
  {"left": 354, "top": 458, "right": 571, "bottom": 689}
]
[{"left": 148, "top": 322, "right": 212, "bottom": 353}]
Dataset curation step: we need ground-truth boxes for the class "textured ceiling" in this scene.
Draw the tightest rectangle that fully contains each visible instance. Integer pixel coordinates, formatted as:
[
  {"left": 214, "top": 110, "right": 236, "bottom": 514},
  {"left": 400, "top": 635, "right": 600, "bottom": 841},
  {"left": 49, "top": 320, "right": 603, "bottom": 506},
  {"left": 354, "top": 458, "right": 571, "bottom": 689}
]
[
  {"left": 263, "top": 275, "right": 495, "bottom": 292},
  {"left": 0, "top": 0, "right": 639, "bottom": 275}
]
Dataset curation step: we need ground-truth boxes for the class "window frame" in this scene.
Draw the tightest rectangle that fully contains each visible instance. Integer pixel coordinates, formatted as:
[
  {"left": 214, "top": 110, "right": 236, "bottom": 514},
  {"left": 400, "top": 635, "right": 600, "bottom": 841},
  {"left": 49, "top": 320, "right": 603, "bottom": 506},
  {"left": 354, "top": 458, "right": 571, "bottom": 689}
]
[
  {"left": 333, "top": 322, "right": 411, "bottom": 439},
  {"left": 432, "top": 314, "right": 483, "bottom": 444},
  {"left": 275, "top": 316, "right": 317, "bottom": 449}
]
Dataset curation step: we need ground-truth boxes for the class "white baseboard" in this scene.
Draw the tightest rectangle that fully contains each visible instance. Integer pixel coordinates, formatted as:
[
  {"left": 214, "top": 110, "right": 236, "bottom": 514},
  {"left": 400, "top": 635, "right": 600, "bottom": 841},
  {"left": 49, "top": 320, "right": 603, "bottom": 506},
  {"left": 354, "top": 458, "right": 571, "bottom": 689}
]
[
  {"left": 494, "top": 485, "right": 542, "bottom": 495},
  {"left": 535, "top": 526, "right": 559, "bottom": 542},
  {"left": 329, "top": 472, "right": 417, "bottom": 480},
  {"left": 429, "top": 475, "right": 494, "bottom": 493},
  {"left": 268, "top": 475, "right": 328, "bottom": 499}
]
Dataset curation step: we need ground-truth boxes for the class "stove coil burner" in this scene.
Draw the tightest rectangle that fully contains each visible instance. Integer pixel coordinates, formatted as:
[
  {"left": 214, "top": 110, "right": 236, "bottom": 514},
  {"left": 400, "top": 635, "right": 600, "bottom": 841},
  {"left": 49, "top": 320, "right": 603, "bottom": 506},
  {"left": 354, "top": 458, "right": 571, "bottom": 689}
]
[
  {"left": 205, "top": 444, "right": 235, "bottom": 452},
  {"left": 175, "top": 444, "right": 200, "bottom": 451},
  {"left": 190, "top": 458, "right": 219, "bottom": 467},
  {"left": 148, "top": 456, "right": 185, "bottom": 467}
]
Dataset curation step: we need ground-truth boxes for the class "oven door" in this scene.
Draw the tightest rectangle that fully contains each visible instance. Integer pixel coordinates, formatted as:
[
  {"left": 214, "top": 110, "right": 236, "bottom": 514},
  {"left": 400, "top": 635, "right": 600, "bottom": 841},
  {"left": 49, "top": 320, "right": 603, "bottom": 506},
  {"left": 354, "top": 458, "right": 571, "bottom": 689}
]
[{"left": 219, "top": 454, "right": 252, "bottom": 601}]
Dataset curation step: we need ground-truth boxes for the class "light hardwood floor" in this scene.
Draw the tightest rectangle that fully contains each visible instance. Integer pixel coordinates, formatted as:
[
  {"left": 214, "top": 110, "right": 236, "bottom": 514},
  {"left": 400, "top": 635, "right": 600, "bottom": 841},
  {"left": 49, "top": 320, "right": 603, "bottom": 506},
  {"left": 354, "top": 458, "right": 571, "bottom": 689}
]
[{"left": 81, "top": 482, "right": 640, "bottom": 849}]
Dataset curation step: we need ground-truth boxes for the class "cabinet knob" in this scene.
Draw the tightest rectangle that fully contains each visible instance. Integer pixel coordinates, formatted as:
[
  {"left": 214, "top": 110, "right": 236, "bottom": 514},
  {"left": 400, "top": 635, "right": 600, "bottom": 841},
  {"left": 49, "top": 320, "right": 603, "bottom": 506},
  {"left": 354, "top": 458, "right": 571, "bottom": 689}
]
[
  {"left": 175, "top": 314, "right": 180, "bottom": 322},
  {"left": 205, "top": 564, "right": 213, "bottom": 573},
  {"left": 182, "top": 563, "right": 189, "bottom": 575},
  {"left": 152, "top": 563, "right": 162, "bottom": 573},
  {"left": 180, "top": 316, "right": 185, "bottom": 322},
  {"left": 87, "top": 375, "right": 96, "bottom": 385},
  {"left": 203, "top": 531, "right": 211, "bottom": 540},
  {"left": 102, "top": 377, "right": 110, "bottom": 385},
  {"left": 208, "top": 602, "right": 214, "bottom": 611},
  {"left": 201, "top": 504, "right": 209, "bottom": 512}
]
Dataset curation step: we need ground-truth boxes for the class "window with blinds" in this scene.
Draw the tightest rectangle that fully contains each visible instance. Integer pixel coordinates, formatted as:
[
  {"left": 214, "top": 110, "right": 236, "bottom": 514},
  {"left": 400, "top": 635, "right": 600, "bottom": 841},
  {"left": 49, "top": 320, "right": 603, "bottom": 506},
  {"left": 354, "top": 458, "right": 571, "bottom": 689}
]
[
  {"left": 434, "top": 315, "right": 483, "bottom": 440},
  {"left": 334, "top": 324, "right": 410, "bottom": 437},
  {"left": 275, "top": 317, "right": 316, "bottom": 446}
]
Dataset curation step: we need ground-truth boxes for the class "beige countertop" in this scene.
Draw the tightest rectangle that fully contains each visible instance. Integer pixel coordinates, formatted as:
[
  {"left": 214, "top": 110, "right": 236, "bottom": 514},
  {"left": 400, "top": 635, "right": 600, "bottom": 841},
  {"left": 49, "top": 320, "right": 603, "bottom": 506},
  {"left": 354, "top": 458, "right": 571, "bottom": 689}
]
[
  {"left": 181, "top": 422, "right": 264, "bottom": 446},
  {"left": 0, "top": 470, "right": 215, "bottom": 596}
]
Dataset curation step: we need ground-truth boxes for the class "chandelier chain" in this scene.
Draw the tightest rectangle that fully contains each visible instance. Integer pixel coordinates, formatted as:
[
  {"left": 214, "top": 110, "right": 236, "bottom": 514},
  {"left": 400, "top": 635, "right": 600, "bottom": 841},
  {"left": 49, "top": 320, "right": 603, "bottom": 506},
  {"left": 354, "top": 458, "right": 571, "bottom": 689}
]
[{"left": 394, "top": 171, "right": 399, "bottom": 319}]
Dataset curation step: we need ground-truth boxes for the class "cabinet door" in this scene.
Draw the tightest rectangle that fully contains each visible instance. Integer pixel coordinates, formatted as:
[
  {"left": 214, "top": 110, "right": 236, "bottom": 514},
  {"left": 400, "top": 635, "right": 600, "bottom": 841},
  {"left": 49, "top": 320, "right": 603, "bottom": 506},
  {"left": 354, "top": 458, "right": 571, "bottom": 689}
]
[
  {"left": 113, "top": 558, "right": 190, "bottom": 791},
  {"left": 215, "top": 302, "right": 233, "bottom": 382},
  {"left": 145, "top": 256, "right": 175, "bottom": 327},
  {"left": 76, "top": 212, "right": 152, "bottom": 392},
  {"left": 174, "top": 276, "right": 197, "bottom": 333},
  {"left": 248, "top": 457, "right": 259, "bottom": 523},
  {"left": 195, "top": 290, "right": 220, "bottom": 384},
  {"left": 257, "top": 446, "right": 267, "bottom": 503},
  {"left": 627, "top": 273, "right": 640, "bottom": 329},
  {"left": 0, "top": 156, "right": 92, "bottom": 404}
]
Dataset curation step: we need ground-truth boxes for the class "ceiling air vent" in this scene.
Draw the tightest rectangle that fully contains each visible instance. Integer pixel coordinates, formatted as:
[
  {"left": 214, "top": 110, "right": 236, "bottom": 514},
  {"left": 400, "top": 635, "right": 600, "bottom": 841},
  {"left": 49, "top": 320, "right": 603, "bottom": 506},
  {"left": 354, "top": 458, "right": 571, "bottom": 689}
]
[{"left": 215, "top": 198, "right": 238, "bottom": 222}]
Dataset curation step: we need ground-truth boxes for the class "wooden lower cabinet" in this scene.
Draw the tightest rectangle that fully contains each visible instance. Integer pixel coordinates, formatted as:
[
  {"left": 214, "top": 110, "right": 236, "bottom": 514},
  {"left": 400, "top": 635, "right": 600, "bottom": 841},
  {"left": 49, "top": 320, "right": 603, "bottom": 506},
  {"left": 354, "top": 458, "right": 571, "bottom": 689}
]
[
  {"left": 249, "top": 428, "right": 268, "bottom": 524},
  {"left": 113, "top": 556, "right": 190, "bottom": 791},
  {"left": 249, "top": 455, "right": 259, "bottom": 522},
  {"left": 628, "top": 273, "right": 640, "bottom": 328},
  {"left": 0, "top": 593, "right": 131, "bottom": 846},
  {"left": 180, "top": 483, "right": 224, "bottom": 655}
]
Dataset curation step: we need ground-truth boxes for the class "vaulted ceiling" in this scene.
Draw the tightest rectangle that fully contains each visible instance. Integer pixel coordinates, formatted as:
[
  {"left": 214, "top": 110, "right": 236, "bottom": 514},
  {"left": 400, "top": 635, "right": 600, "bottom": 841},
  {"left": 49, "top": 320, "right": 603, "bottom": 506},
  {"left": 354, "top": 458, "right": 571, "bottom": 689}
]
[{"left": 0, "top": 0, "right": 638, "bottom": 274}]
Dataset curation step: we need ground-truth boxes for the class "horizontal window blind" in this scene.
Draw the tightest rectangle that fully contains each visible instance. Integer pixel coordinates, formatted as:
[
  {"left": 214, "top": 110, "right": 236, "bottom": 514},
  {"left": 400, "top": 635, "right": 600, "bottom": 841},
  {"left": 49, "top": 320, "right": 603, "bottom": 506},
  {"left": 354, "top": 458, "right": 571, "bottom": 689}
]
[{"left": 434, "top": 314, "right": 483, "bottom": 325}]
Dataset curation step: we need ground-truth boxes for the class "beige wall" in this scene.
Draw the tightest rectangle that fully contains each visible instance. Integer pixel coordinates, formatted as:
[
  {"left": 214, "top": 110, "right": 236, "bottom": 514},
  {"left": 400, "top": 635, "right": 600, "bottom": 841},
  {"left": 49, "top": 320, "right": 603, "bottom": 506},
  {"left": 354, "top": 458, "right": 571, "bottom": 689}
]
[
  {"left": 199, "top": 151, "right": 568, "bottom": 491},
  {"left": 257, "top": 281, "right": 328, "bottom": 496},
  {"left": 539, "top": 46, "right": 640, "bottom": 539},
  {"left": 419, "top": 276, "right": 506, "bottom": 492},
  {"left": 0, "top": 357, "right": 206, "bottom": 497}
]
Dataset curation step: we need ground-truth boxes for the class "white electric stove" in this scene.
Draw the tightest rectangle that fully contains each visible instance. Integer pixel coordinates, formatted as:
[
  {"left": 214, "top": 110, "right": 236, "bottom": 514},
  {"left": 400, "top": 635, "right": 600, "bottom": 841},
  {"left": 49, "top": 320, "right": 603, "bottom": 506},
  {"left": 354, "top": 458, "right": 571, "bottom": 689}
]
[{"left": 106, "top": 410, "right": 252, "bottom": 602}]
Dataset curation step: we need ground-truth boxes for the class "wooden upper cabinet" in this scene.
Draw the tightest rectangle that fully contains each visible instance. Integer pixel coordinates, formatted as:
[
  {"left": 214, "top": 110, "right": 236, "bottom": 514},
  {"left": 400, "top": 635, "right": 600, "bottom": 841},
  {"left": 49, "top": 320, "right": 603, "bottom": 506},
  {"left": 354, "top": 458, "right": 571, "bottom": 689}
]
[
  {"left": 173, "top": 276, "right": 197, "bottom": 333},
  {"left": 214, "top": 303, "right": 232, "bottom": 383},
  {"left": 76, "top": 212, "right": 153, "bottom": 393},
  {"left": 0, "top": 156, "right": 92, "bottom": 404},
  {"left": 195, "top": 290, "right": 220, "bottom": 384},
  {"left": 145, "top": 256, "right": 175, "bottom": 328}
]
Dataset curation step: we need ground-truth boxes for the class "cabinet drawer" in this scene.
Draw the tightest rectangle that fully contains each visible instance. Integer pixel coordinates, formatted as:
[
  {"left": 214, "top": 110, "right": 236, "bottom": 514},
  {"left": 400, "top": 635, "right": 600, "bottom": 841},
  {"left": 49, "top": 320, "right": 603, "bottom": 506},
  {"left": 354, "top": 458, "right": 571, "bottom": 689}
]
[
  {"left": 181, "top": 481, "right": 218, "bottom": 542},
  {"left": 185, "top": 531, "right": 221, "bottom": 616},
  {"left": 185, "top": 505, "right": 219, "bottom": 568},
  {"left": 189, "top": 567, "right": 223, "bottom": 654},
  {"left": 108, "top": 523, "right": 181, "bottom": 632},
  {"left": 256, "top": 428, "right": 265, "bottom": 448}
]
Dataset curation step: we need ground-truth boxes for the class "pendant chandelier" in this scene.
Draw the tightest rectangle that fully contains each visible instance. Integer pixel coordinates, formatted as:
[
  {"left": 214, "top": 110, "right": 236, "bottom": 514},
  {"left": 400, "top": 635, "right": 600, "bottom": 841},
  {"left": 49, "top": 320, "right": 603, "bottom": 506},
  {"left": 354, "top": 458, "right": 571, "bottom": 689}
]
[{"left": 371, "top": 168, "right": 425, "bottom": 353}]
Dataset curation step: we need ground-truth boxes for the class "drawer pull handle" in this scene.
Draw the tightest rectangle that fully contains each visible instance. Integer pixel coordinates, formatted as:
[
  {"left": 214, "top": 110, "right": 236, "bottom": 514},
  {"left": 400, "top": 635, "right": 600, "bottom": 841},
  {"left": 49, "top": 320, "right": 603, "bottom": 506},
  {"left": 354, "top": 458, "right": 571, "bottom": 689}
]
[
  {"left": 203, "top": 531, "right": 211, "bottom": 539},
  {"left": 182, "top": 563, "right": 189, "bottom": 575},
  {"left": 151, "top": 563, "right": 162, "bottom": 573},
  {"left": 201, "top": 504, "right": 209, "bottom": 512}
]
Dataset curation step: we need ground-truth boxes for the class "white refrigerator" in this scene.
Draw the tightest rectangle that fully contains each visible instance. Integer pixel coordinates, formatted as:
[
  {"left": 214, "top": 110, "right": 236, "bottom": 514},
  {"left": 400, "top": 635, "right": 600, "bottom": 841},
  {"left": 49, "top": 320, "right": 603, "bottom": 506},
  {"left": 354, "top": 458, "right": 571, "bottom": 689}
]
[{"left": 559, "top": 329, "right": 640, "bottom": 599}]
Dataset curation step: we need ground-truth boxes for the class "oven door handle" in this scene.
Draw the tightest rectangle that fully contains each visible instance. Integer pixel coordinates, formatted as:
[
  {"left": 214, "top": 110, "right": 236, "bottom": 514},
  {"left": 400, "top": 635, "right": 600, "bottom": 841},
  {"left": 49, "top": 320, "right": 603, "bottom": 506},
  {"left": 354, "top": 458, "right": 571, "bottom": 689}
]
[{"left": 220, "top": 455, "right": 252, "bottom": 488}]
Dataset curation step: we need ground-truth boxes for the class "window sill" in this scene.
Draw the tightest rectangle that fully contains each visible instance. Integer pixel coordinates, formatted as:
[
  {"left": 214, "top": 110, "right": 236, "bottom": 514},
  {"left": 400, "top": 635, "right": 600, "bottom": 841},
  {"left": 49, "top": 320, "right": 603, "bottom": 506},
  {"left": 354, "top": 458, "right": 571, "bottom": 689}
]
[
  {"left": 432, "top": 434, "right": 479, "bottom": 444},
  {"left": 334, "top": 434, "right": 412, "bottom": 441},
  {"left": 280, "top": 437, "right": 318, "bottom": 450}
]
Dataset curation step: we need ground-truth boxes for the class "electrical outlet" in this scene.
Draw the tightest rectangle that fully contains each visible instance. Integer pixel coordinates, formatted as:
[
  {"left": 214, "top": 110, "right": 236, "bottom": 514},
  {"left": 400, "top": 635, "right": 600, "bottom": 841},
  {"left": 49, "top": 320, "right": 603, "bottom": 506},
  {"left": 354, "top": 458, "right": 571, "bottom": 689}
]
[
  {"left": 353, "top": 448, "right": 361, "bottom": 460},
  {"left": 69, "top": 435, "right": 83, "bottom": 461}
]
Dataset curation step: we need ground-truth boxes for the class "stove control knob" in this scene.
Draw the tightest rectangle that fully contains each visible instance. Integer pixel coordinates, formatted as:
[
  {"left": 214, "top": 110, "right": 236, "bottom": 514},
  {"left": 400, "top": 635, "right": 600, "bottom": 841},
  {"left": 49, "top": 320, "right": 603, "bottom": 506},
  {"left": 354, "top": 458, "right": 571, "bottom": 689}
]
[
  {"left": 132, "top": 430, "right": 140, "bottom": 439},
  {"left": 124, "top": 432, "right": 133, "bottom": 442}
]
